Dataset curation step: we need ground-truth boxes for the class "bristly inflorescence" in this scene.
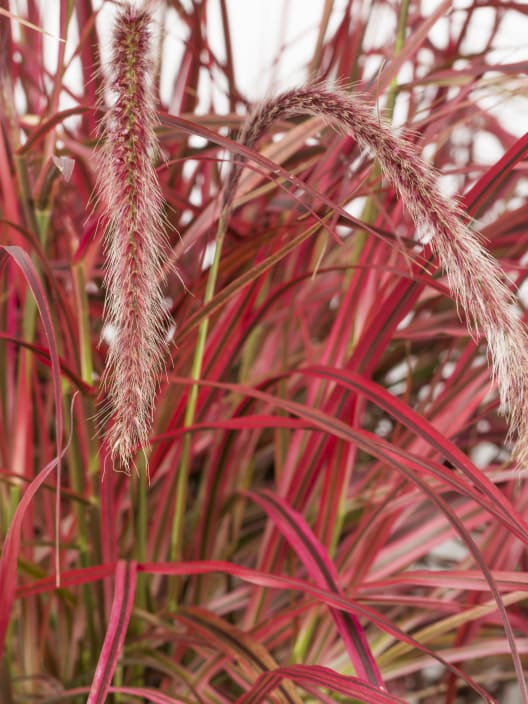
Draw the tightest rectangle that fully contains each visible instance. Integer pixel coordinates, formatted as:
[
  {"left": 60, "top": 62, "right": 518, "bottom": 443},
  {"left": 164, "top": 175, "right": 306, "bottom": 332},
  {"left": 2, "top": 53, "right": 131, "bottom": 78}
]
[
  {"left": 223, "top": 85, "right": 528, "bottom": 465},
  {"left": 96, "top": 2, "right": 168, "bottom": 473}
]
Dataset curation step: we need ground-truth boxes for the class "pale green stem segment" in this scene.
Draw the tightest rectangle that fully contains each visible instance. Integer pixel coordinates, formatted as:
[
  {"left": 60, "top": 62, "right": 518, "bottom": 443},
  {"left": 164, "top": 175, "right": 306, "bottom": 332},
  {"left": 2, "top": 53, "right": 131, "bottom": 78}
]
[{"left": 169, "top": 211, "right": 229, "bottom": 589}]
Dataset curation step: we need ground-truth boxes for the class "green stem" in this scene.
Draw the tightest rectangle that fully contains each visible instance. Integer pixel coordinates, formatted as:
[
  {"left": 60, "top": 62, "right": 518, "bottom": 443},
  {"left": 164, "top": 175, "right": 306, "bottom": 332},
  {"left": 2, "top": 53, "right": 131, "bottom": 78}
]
[
  {"left": 134, "top": 457, "right": 149, "bottom": 609},
  {"left": 384, "top": 0, "right": 410, "bottom": 119},
  {"left": 168, "top": 212, "right": 229, "bottom": 592}
]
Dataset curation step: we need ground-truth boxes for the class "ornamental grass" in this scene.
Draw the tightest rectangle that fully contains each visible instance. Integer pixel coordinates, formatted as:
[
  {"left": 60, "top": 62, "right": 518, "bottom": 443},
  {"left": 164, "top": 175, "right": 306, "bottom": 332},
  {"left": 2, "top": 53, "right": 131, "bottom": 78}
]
[{"left": 1, "top": 1, "right": 528, "bottom": 702}]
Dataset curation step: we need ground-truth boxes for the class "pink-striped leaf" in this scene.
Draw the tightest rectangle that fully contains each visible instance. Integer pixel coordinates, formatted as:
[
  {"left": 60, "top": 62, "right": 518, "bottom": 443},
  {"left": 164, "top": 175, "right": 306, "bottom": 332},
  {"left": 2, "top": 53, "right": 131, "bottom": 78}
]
[
  {"left": 246, "top": 489, "right": 385, "bottom": 690},
  {"left": 236, "top": 663, "right": 409, "bottom": 704},
  {"left": 0, "top": 245, "right": 64, "bottom": 660},
  {"left": 87, "top": 560, "right": 137, "bottom": 704},
  {"left": 0, "top": 448, "right": 68, "bottom": 660}
]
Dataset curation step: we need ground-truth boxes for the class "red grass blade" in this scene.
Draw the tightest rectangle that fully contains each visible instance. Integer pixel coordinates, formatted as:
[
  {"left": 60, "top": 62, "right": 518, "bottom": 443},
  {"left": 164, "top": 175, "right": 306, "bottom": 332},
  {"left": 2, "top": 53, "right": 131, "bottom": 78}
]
[
  {"left": 176, "top": 606, "right": 303, "bottom": 704},
  {"left": 0, "top": 449, "right": 67, "bottom": 660},
  {"left": 246, "top": 489, "right": 385, "bottom": 689},
  {"left": 0, "top": 245, "right": 64, "bottom": 657},
  {"left": 237, "top": 663, "right": 409, "bottom": 704},
  {"left": 87, "top": 560, "right": 137, "bottom": 704},
  {"left": 463, "top": 132, "right": 528, "bottom": 215}
]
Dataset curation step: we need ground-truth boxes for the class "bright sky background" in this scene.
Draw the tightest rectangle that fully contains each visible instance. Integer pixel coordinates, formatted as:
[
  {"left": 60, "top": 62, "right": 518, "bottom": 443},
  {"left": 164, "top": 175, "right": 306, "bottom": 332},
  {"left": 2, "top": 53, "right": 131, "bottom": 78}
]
[
  {"left": 203, "top": 0, "right": 528, "bottom": 100},
  {"left": 14, "top": 0, "right": 527, "bottom": 166},
  {"left": 31, "top": 3, "right": 526, "bottom": 89}
]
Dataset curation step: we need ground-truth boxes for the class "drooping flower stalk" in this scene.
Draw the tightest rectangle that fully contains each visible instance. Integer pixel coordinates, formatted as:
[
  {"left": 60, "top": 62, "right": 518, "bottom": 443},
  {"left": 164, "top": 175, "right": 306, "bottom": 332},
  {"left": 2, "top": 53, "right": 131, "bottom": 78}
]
[
  {"left": 224, "top": 86, "right": 528, "bottom": 464},
  {"left": 97, "top": 3, "right": 167, "bottom": 472}
]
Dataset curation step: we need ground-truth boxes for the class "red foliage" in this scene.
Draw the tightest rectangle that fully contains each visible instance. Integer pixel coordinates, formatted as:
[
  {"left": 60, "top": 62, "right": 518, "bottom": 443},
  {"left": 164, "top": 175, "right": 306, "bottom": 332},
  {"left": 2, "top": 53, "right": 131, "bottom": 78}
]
[{"left": 1, "top": 1, "right": 528, "bottom": 702}]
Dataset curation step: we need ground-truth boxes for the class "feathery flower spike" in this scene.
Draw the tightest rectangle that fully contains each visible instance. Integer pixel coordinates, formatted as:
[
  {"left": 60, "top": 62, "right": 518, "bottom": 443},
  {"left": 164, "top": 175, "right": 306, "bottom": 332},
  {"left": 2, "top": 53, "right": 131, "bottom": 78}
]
[
  {"left": 97, "top": 3, "right": 167, "bottom": 473},
  {"left": 224, "top": 86, "right": 528, "bottom": 465}
]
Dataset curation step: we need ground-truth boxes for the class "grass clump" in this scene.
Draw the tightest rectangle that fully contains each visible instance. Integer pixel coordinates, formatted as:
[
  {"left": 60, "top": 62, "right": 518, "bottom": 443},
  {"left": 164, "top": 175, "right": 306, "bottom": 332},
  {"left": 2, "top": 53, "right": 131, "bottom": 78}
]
[{"left": 1, "top": 1, "right": 528, "bottom": 702}]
